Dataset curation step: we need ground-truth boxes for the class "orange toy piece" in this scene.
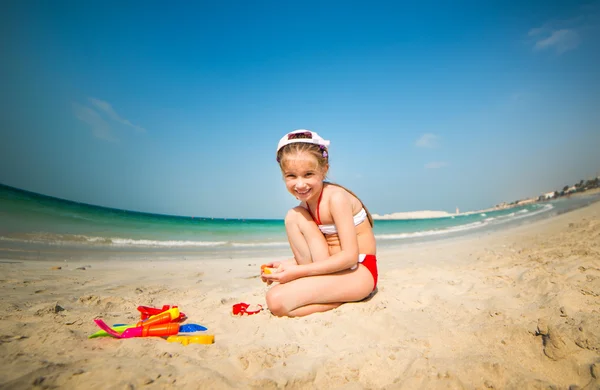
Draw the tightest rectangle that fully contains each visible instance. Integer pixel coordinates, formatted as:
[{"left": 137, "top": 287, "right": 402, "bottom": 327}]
[
  {"left": 261, "top": 264, "right": 278, "bottom": 274},
  {"left": 136, "top": 308, "right": 179, "bottom": 327},
  {"left": 141, "top": 323, "right": 180, "bottom": 337}
]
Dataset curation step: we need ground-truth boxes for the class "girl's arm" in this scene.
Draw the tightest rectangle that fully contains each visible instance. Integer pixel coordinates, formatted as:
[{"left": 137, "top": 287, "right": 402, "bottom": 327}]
[{"left": 296, "top": 190, "right": 359, "bottom": 276}]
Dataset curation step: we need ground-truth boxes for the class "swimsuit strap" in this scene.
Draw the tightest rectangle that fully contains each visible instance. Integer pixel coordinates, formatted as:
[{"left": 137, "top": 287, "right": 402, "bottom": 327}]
[
  {"left": 316, "top": 189, "right": 322, "bottom": 225},
  {"left": 307, "top": 188, "right": 323, "bottom": 225}
]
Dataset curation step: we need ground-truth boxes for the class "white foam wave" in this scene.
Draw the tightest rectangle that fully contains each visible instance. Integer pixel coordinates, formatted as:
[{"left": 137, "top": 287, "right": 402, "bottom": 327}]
[
  {"left": 231, "top": 241, "right": 289, "bottom": 248},
  {"left": 0, "top": 234, "right": 292, "bottom": 250},
  {"left": 109, "top": 238, "right": 228, "bottom": 247},
  {"left": 502, "top": 203, "right": 553, "bottom": 221},
  {"left": 376, "top": 221, "right": 485, "bottom": 240},
  {"left": 375, "top": 203, "right": 554, "bottom": 241},
  {"left": 0, "top": 235, "right": 227, "bottom": 248}
]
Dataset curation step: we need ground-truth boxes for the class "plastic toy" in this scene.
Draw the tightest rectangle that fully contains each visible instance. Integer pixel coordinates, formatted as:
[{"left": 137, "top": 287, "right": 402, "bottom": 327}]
[
  {"left": 88, "top": 322, "right": 207, "bottom": 339},
  {"left": 232, "top": 302, "right": 263, "bottom": 316},
  {"left": 94, "top": 319, "right": 180, "bottom": 338},
  {"left": 138, "top": 305, "right": 186, "bottom": 321},
  {"left": 167, "top": 334, "right": 215, "bottom": 345},
  {"left": 136, "top": 307, "right": 179, "bottom": 327},
  {"left": 89, "top": 305, "right": 212, "bottom": 342},
  {"left": 89, "top": 307, "right": 180, "bottom": 339},
  {"left": 261, "top": 264, "right": 278, "bottom": 274}
]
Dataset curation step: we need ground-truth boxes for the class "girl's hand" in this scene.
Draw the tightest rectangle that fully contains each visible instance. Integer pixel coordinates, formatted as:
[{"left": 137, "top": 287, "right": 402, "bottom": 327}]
[
  {"left": 262, "top": 262, "right": 302, "bottom": 284},
  {"left": 260, "top": 262, "right": 282, "bottom": 285}
]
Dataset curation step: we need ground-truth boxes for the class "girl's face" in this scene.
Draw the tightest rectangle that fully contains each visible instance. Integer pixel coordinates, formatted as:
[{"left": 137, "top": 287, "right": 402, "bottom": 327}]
[{"left": 281, "top": 152, "right": 328, "bottom": 203}]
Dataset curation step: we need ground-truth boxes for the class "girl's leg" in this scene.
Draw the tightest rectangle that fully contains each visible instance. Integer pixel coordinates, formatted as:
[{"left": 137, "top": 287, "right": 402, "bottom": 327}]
[
  {"left": 284, "top": 206, "right": 329, "bottom": 264},
  {"left": 266, "top": 265, "right": 374, "bottom": 317},
  {"left": 267, "top": 206, "right": 372, "bottom": 317},
  {"left": 286, "top": 303, "right": 342, "bottom": 317}
]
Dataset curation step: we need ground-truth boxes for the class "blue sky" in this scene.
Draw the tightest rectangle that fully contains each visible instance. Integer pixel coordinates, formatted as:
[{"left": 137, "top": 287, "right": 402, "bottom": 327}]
[{"left": 1, "top": 1, "right": 599, "bottom": 219}]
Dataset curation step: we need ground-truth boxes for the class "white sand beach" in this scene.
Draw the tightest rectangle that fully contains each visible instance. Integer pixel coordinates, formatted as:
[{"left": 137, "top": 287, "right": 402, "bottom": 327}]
[{"left": 0, "top": 201, "right": 599, "bottom": 389}]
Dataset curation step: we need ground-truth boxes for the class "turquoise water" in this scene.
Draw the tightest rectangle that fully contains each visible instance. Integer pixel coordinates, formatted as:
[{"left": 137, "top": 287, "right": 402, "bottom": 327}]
[{"left": 1, "top": 183, "right": 598, "bottom": 259}]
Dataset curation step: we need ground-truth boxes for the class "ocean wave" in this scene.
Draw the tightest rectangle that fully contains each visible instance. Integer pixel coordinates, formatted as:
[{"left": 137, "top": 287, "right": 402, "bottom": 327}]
[
  {"left": 375, "top": 203, "right": 554, "bottom": 241},
  {"left": 231, "top": 241, "right": 289, "bottom": 248},
  {"left": 376, "top": 221, "right": 485, "bottom": 240},
  {"left": 109, "top": 238, "right": 228, "bottom": 247},
  {"left": 502, "top": 203, "right": 553, "bottom": 221},
  {"left": 0, "top": 232, "right": 292, "bottom": 250},
  {"left": 0, "top": 234, "right": 226, "bottom": 248}
]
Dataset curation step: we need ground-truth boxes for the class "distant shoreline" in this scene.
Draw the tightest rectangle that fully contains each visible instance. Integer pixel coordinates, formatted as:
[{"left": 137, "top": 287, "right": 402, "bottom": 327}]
[{"left": 373, "top": 187, "right": 600, "bottom": 220}]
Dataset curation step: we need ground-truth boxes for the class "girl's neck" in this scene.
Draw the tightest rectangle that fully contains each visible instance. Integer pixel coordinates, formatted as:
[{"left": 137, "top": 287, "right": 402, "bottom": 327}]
[{"left": 306, "top": 182, "right": 325, "bottom": 209}]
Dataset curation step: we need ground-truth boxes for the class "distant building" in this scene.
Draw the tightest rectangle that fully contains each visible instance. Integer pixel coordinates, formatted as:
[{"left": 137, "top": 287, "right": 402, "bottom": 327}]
[{"left": 543, "top": 192, "right": 555, "bottom": 199}]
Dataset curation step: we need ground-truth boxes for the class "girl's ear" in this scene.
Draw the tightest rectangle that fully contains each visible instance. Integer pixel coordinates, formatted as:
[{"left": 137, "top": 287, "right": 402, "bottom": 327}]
[{"left": 323, "top": 163, "right": 329, "bottom": 177}]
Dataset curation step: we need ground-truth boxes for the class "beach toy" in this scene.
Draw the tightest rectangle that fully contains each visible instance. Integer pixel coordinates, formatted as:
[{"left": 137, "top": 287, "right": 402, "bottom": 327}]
[
  {"left": 90, "top": 305, "right": 212, "bottom": 343},
  {"left": 93, "top": 319, "right": 180, "bottom": 339},
  {"left": 88, "top": 308, "right": 179, "bottom": 339},
  {"left": 136, "top": 307, "right": 179, "bottom": 327},
  {"left": 166, "top": 334, "right": 214, "bottom": 345},
  {"left": 89, "top": 324, "right": 134, "bottom": 339},
  {"left": 118, "top": 323, "right": 207, "bottom": 333},
  {"left": 179, "top": 324, "right": 208, "bottom": 332},
  {"left": 261, "top": 265, "right": 278, "bottom": 274},
  {"left": 88, "top": 322, "right": 207, "bottom": 339},
  {"left": 232, "top": 302, "right": 263, "bottom": 316},
  {"left": 138, "top": 305, "right": 186, "bottom": 321}
]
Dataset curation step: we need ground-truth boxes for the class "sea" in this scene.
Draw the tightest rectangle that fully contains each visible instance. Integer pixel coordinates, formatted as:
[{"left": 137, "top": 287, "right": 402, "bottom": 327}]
[{"left": 1, "top": 183, "right": 599, "bottom": 261}]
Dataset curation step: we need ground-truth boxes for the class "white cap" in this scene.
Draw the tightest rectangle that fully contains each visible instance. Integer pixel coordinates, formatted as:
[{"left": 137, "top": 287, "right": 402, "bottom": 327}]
[{"left": 276, "top": 129, "right": 331, "bottom": 157}]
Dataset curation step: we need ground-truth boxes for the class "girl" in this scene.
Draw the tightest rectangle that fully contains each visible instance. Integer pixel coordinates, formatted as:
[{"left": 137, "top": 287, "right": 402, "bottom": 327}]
[{"left": 262, "top": 129, "right": 378, "bottom": 317}]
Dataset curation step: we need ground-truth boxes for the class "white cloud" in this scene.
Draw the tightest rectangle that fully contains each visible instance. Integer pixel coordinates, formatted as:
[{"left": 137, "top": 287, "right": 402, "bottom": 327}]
[
  {"left": 526, "top": 6, "right": 599, "bottom": 55},
  {"left": 425, "top": 161, "right": 448, "bottom": 169},
  {"left": 72, "top": 103, "right": 118, "bottom": 143},
  {"left": 531, "top": 28, "right": 580, "bottom": 54},
  {"left": 528, "top": 3, "right": 600, "bottom": 55},
  {"left": 73, "top": 97, "right": 146, "bottom": 142},
  {"left": 88, "top": 98, "right": 146, "bottom": 133},
  {"left": 415, "top": 133, "right": 439, "bottom": 148}
]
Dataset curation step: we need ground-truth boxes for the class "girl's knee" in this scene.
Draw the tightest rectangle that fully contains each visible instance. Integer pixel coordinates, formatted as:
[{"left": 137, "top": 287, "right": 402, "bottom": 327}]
[
  {"left": 266, "top": 288, "right": 290, "bottom": 317},
  {"left": 284, "top": 207, "right": 311, "bottom": 228}
]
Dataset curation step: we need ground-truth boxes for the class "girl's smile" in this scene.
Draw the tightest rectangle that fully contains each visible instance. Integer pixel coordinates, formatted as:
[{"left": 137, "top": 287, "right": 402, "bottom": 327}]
[{"left": 281, "top": 155, "right": 327, "bottom": 202}]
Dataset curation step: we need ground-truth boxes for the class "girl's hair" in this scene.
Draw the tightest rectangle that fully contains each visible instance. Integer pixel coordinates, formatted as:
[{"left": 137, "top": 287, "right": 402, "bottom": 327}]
[{"left": 277, "top": 142, "right": 374, "bottom": 227}]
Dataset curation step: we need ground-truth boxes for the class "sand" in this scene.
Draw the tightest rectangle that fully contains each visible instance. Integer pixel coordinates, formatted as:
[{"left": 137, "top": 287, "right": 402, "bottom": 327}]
[{"left": 0, "top": 202, "right": 599, "bottom": 389}]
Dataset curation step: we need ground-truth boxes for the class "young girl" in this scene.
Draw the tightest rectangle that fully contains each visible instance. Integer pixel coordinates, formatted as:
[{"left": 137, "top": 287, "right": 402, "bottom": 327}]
[{"left": 261, "top": 129, "right": 378, "bottom": 317}]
